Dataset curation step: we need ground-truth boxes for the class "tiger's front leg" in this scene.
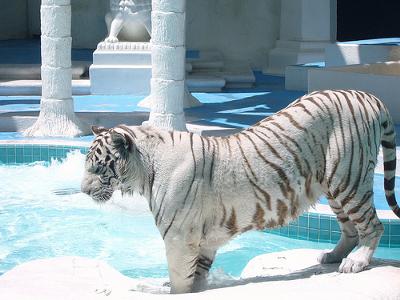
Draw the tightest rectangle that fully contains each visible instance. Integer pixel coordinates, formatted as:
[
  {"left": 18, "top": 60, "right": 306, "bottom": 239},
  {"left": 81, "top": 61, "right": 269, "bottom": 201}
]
[
  {"left": 192, "top": 248, "right": 217, "bottom": 292},
  {"left": 164, "top": 237, "right": 201, "bottom": 293}
]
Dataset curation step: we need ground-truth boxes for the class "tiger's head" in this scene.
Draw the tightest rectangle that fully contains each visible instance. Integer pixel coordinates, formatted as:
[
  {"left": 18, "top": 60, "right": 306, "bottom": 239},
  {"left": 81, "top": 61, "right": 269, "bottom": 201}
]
[{"left": 81, "top": 125, "right": 136, "bottom": 203}]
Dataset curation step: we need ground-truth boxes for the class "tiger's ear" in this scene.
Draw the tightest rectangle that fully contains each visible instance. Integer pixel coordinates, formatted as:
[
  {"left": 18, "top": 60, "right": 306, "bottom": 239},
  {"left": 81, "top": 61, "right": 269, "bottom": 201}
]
[
  {"left": 91, "top": 125, "right": 108, "bottom": 136},
  {"left": 110, "top": 130, "right": 134, "bottom": 154}
]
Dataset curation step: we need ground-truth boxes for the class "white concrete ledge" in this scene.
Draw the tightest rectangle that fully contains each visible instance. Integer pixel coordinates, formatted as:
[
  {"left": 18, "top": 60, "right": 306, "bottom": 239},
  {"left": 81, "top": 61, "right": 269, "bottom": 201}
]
[
  {"left": 326, "top": 43, "right": 400, "bottom": 67},
  {"left": 0, "top": 63, "right": 88, "bottom": 80},
  {"left": 309, "top": 61, "right": 400, "bottom": 123},
  {"left": 0, "top": 250, "right": 399, "bottom": 299},
  {"left": 186, "top": 75, "right": 226, "bottom": 92},
  {"left": 0, "top": 79, "right": 90, "bottom": 95}
]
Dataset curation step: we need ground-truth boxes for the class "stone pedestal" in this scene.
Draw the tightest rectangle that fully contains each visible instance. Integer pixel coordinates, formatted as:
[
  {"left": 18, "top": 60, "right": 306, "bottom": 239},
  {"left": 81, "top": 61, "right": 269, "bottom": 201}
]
[
  {"left": 89, "top": 42, "right": 152, "bottom": 95},
  {"left": 264, "top": 0, "right": 336, "bottom": 75}
]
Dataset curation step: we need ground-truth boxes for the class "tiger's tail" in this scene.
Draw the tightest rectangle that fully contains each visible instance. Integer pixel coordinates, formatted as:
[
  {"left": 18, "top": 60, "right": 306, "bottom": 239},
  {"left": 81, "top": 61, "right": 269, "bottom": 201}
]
[{"left": 381, "top": 116, "right": 400, "bottom": 218}]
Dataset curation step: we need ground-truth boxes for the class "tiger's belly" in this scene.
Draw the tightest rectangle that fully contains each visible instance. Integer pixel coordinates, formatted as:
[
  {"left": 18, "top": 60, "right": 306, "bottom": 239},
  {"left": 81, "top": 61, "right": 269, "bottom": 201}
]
[{"left": 211, "top": 180, "right": 324, "bottom": 239}]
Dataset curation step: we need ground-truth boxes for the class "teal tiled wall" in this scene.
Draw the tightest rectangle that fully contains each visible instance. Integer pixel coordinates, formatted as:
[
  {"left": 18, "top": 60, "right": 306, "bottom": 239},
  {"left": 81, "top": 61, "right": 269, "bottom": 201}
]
[
  {"left": 267, "top": 212, "right": 400, "bottom": 248},
  {"left": 0, "top": 144, "right": 88, "bottom": 164}
]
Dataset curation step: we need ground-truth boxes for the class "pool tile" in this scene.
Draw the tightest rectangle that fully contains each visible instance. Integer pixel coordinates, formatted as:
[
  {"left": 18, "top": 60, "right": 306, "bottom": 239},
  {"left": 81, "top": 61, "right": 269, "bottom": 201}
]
[
  {"left": 319, "top": 230, "right": 330, "bottom": 242},
  {"left": 390, "top": 222, "right": 400, "bottom": 235},
  {"left": 0, "top": 147, "right": 6, "bottom": 163},
  {"left": 56, "top": 148, "right": 64, "bottom": 157},
  {"left": 298, "top": 227, "right": 308, "bottom": 239},
  {"left": 331, "top": 232, "right": 341, "bottom": 243},
  {"left": 49, "top": 147, "right": 57, "bottom": 158},
  {"left": 320, "top": 217, "right": 330, "bottom": 231},
  {"left": 23, "top": 155, "right": 32, "bottom": 163},
  {"left": 288, "top": 225, "right": 298, "bottom": 237},
  {"left": 40, "top": 148, "right": 49, "bottom": 161},
  {"left": 390, "top": 235, "right": 400, "bottom": 246},
  {"left": 16, "top": 155, "right": 24, "bottom": 163},
  {"left": 330, "top": 219, "right": 340, "bottom": 231},
  {"left": 280, "top": 226, "right": 289, "bottom": 235},
  {"left": 7, "top": 155, "right": 16, "bottom": 164},
  {"left": 23, "top": 145, "right": 33, "bottom": 155},
  {"left": 309, "top": 216, "right": 319, "bottom": 229},
  {"left": 299, "top": 215, "right": 308, "bottom": 227},
  {"left": 383, "top": 222, "right": 390, "bottom": 236},
  {"left": 309, "top": 229, "right": 319, "bottom": 241},
  {"left": 267, "top": 228, "right": 280, "bottom": 234},
  {"left": 7, "top": 146, "right": 16, "bottom": 156},
  {"left": 380, "top": 236, "right": 390, "bottom": 246},
  {"left": 15, "top": 146, "right": 23, "bottom": 156},
  {"left": 79, "top": 148, "right": 88, "bottom": 154},
  {"left": 33, "top": 147, "right": 40, "bottom": 156}
]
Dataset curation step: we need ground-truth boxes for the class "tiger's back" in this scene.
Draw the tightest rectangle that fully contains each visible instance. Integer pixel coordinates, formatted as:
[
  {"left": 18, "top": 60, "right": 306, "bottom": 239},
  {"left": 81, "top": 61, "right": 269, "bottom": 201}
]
[{"left": 207, "top": 90, "right": 389, "bottom": 233}]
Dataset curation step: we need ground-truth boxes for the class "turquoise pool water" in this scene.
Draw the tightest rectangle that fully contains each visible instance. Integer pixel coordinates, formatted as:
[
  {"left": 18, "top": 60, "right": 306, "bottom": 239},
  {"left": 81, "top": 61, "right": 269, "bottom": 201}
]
[{"left": 0, "top": 151, "right": 399, "bottom": 279}]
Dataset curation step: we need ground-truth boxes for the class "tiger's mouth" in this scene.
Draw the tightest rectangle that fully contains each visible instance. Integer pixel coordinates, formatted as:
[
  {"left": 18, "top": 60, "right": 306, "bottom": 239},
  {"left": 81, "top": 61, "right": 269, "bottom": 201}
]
[
  {"left": 81, "top": 173, "right": 115, "bottom": 203},
  {"left": 82, "top": 184, "right": 114, "bottom": 203},
  {"left": 91, "top": 188, "right": 114, "bottom": 203}
]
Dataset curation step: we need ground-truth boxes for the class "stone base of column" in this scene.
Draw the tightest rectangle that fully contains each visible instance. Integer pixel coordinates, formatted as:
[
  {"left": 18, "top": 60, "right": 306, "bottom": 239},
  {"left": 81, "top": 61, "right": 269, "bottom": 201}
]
[
  {"left": 23, "top": 98, "right": 90, "bottom": 137},
  {"left": 145, "top": 111, "right": 187, "bottom": 132},
  {"left": 264, "top": 40, "right": 333, "bottom": 75}
]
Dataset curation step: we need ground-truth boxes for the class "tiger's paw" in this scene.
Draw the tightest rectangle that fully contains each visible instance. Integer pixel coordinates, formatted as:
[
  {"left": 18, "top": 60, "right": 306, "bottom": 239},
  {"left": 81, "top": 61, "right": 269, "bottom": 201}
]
[
  {"left": 338, "top": 257, "right": 369, "bottom": 273},
  {"left": 317, "top": 250, "right": 343, "bottom": 264}
]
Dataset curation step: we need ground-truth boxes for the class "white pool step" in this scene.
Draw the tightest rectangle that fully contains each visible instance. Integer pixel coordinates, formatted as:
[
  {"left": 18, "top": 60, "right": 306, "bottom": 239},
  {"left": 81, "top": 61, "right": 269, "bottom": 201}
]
[
  {"left": 0, "top": 62, "right": 90, "bottom": 80},
  {"left": 0, "top": 79, "right": 91, "bottom": 96},
  {"left": 186, "top": 75, "right": 226, "bottom": 92},
  {"left": 188, "top": 63, "right": 256, "bottom": 90}
]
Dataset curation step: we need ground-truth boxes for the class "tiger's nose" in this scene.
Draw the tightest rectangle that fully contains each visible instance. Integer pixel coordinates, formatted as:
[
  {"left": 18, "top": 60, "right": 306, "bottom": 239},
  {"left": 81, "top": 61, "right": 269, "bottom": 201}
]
[
  {"left": 81, "top": 183, "right": 91, "bottom": 195},
  {"left": 81, "top": 182, "right": 91, "bottom": 195}
]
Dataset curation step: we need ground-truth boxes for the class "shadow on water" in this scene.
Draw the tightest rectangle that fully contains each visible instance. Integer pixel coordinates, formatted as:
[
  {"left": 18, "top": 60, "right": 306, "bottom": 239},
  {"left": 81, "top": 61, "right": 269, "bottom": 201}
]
[{"left": 186, "top": 90, "right": 305, "bottom": 129}]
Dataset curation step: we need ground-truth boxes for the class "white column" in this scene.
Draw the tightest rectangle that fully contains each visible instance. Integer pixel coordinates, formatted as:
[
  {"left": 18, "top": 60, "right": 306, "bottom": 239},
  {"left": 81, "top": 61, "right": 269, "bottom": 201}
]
[
  {"left": 24, "top": 0, "right": 88, "bottom": 137},
  {"left": 264, "top": 0, "right": 337, "bottom": 75},
  {"left": 146, "top": 0, "right": 187, "bottom": 131}
]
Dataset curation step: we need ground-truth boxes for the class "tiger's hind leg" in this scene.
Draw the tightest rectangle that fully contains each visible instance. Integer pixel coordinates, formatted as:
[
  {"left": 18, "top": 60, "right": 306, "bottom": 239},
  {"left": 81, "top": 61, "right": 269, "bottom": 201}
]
[
  {"left": 318, "top": 198, "right": 359, "bottom": 264},
  {"left": 339, "top": 194, "right": 383, "bottom": 273}
]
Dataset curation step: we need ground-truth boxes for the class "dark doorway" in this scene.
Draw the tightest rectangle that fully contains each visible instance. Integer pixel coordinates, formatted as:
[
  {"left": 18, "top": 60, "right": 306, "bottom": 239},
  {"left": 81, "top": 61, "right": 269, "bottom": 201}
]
[{"left": 337, "top": 0, "right": 400, "bottom": 41}]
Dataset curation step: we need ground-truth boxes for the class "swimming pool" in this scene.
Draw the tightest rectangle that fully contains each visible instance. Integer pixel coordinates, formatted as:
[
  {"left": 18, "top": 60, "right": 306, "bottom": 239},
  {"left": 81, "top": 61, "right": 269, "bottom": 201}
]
[{"left": 0, "top": 147, "right": 400, "bottom": 279}]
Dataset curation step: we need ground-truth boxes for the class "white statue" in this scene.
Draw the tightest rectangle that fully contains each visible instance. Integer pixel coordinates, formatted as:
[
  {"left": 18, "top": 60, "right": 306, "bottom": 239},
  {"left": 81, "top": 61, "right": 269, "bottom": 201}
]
[{"left": 105, "top": 0, "right": 152, "bottom": 43}]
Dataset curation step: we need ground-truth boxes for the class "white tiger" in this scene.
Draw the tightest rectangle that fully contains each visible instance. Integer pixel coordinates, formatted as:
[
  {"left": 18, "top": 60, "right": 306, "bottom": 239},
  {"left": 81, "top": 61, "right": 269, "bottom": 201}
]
[{"left": 81, "top": 90, "right": 399, "bottom": 294}]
